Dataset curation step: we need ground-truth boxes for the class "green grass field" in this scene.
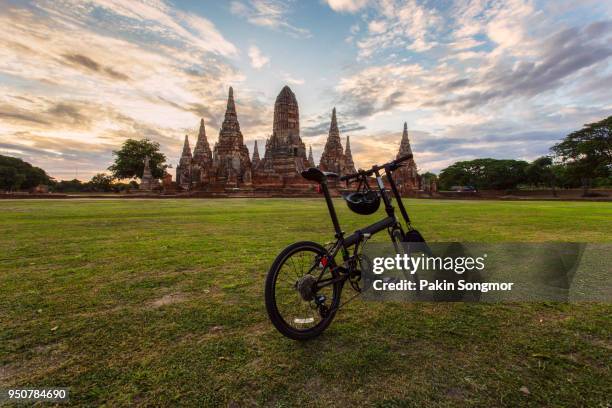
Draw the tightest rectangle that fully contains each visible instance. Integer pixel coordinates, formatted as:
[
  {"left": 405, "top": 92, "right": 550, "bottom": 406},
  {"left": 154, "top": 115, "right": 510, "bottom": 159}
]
[{"left": 1, "top": 198, "right": 610, "bottom": 407}]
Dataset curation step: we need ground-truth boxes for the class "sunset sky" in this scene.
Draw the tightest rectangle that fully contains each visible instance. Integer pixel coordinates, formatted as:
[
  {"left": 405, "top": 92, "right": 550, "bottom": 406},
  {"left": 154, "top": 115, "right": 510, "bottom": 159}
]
[{"left": 1, "top": 0, "right": 611, "bottom": 180}]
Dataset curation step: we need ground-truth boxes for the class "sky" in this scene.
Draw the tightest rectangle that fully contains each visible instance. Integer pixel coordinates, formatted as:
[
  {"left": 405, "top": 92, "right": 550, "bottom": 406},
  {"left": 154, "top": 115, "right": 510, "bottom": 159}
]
[{"left": 0, "top": 0, "right": 611, "bottom": 180}]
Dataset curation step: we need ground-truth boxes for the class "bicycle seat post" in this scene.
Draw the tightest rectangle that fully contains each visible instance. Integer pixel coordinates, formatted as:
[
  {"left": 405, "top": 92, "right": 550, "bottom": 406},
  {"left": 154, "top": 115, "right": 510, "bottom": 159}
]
[
  {"left": 321, "top": 181, "right": 343, "bottom": 238},
  {"left": 385, "top": 165, "right": 411, "bottom": 225}
]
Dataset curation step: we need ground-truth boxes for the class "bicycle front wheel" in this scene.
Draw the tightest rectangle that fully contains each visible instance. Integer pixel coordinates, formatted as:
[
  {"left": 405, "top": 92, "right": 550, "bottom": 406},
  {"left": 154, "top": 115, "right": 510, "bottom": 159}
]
[{"left": 264, "top": 241, "right": 341, "bottom": 340}]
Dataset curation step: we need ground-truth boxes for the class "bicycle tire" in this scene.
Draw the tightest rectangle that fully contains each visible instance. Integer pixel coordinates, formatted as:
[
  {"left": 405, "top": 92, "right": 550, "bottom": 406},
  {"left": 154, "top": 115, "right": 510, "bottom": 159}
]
[{"left": 265, "top": 241, "right": 341, "bottom": 340}]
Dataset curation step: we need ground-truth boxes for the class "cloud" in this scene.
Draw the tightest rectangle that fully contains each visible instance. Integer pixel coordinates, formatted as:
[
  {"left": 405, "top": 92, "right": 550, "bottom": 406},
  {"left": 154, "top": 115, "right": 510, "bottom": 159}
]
[
  {"left": 230, "top": 0, "right": 311, "bottom": 38},
  {"left": 324, "top": 0, "right": 369, "bottom": 13},
  {"left": 330, "top": 2, "right": 612, "bottom": 172},
  {"left": 47, "top": 0, "right": 238, "bottom": 57},
  {"left": 61, "top": 53, "right": 130, "bottom": 80},
  {"left": 351, "top": 0, "right": 442, "bottom": 58},
  {"left": 0, "top": 132, "right": 117, "bottom": 180},
  {"left": 0, "top": 2, "right": 257, "bottom": 179},
  {"left": 367, "top": 20, "right": 386, "bottom": 34},
  {"left": 302, "top": 118, "right": 366, "bottom": 137},
  {"left": 337, "top": 63, "right": 425, "bottom": 117},
  {"left": 281, "top": 72, "right": 305, "bottom": 85},
  {"left": 0, "top": 110, "right": 50, "bottom": 125},
  {"left": 248, "top": 45, "right": 270, "bottom": 69},
  {"left": 337, "top": 21, "right": 612, "bottom": 117},
  {"left": 428, "top": 22, "right": 612, "bottom": 111}
]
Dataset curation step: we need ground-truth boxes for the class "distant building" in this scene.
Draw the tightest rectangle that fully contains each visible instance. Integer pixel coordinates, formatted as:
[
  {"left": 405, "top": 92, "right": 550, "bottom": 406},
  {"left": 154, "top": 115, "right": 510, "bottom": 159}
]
[
  {"left": 212, "top": 87, "right": 252, "bottom": 188},
  {"left": 394, "top": 122, "right": 420, "bottom": 193},
  {"left": 176, "top": 136, "right": 192, "bottom": 190},
  {"left": 318, "top": 108, "right": 356, "bottom": 177},
  {"left": 254, "top": 86, "right": 312, "bottom": 178},
  {"left": 191, "top": 118, "right": 213, "bottom": 186}
]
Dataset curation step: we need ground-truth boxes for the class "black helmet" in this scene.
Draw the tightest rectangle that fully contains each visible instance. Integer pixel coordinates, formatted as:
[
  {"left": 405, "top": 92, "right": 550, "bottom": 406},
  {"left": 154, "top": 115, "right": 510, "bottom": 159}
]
[{"left": 343, "top": 190, "right": 380, "bottom": 215}]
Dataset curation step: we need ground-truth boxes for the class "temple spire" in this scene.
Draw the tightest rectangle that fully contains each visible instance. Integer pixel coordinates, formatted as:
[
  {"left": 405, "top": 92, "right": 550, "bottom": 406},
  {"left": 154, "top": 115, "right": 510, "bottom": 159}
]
[
  {"left": 223, "top": 86, "right": 238, "bottom": 124},
  {"left": 345, "top": 135, "right": 352, "bottom": 156},
  {"left": 330, "top": 107, "right": 338, "bottom": 135},
  {"left": 308, "top": 145, "right": 314, "bottom": 165},
  {"left": 319, "top": 107, "right": 346, "bottom": 173},
  {"left": 345, "top": 136, "right": 355, "bottom": 173},
  {"left": 227, "top": 86, "right": 235, "bottom": 113},
  {"left": 252, "top": 140, "right": 260, "bottom": 164},
  {"left": 198, "top": 118, "right": 206, "bottom": 139},
  {"left": 176, "top": 135, "right": 193, "bottom": 189},
  {"left": 213, "top": 86, "right": 251, "bottom": 185},
  {"left": 324, "top": 107, "right": 342, "bottom": 147},
  {"left": 395, "top": 122, "right": 419, "bottom": 191},
  {"left": 219, "top": 86, "right": 242, "bottom": 143},
  {"left": 398, "top": 121, "right": 412, "bottom": 158},
  {"left": 181, "top": 135, "right": 192, "bottom": 158},
  {"left": 193, "top": 118, "right": 212, "bottom": 164}
]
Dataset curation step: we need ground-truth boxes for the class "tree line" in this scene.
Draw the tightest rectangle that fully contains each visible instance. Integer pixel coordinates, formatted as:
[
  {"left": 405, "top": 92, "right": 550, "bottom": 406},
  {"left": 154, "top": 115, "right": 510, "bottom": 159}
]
[
  {"left": 437, "top": 116, "right": 612, "bottom": 195},
  {"left": 0, "top": 158, "right": 141, "bottom": 193},
  {"left": 0, "top": 155, "right": 50, "bottom": 192}
]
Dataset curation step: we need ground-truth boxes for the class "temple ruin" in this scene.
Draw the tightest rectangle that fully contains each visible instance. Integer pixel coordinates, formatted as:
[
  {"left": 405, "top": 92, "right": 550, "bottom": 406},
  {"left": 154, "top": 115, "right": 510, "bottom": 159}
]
[
  {"left": 139, "top": 156, "right": 155, "bottom": 191},
  {"left": 171, "top": 85, "right": 420, "bottom": 196},
  {"left": 394, "top": 122, "right": 420, "bottom": 193},
  {"left": 319, "top": 107, "right": 356, "bottom": 177},
  {"left": 250, "top": 86, "right": 313, "bottom": 192}
]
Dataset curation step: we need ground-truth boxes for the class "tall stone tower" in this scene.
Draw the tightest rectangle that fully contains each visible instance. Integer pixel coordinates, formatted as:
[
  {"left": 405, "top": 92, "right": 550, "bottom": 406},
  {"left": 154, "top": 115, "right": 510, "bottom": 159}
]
[
  {"left": 319, "top": 107, "right": 353, "bottom": 176},
  {"left": 212, "top": 87, "right": 252, "bottom": 186},
  {"left": 192, "top": 118, "right": 213, "bottom": 185},
  {"left": 256, "top": 85, "right": 309, "bottom": 177},
  {"left": 344, "top": 136, "right": 356, "bottom": 174},
  {"left": 395, "top": 122, "right": 419, "bottom": 192},
  {"left": 308, "top": 145, "right": 314, "bottom": 168},
  {"left": 176, "top": 135, "right": 192, "bottom": 190},
  {"left": 398, "top": 122, "right": 413, "bottom": 158},
  {"left": 252, "top": 140, "right": 260, "bottom": 168}
]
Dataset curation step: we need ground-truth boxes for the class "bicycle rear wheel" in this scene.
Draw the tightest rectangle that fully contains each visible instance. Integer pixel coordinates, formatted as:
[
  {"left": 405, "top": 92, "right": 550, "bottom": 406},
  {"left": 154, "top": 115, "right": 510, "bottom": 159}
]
[{"left": 265, "top": 241, "right": 341, "bottom": 340}]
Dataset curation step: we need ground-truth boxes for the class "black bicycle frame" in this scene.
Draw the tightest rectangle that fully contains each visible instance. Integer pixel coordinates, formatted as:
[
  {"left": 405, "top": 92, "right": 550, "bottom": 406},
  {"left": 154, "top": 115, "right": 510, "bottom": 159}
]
[{"left": 320, "top": 165, "right": 409, "bottom": 261}]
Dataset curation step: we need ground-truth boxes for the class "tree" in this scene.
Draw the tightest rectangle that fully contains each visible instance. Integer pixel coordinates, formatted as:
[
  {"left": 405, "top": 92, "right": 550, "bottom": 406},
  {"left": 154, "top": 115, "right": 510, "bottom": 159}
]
[
  {"left": 88, "top": 173, "right": 115, "bottom": 192},
  {"left": 551, "top": 116, "right": 612, "bottom": 195},
  {"left": 525, "top": 156, "right": 557, "bottom": 196},
  {"left": 108, "top": 139, "right": 167, "bottom": 180},
  {"left": 0, "top": 154, "right": 51, "bottom": 191},
  {"left": 420, "top": 171, "right": 438, "bottom": 181},
  {"left": 52, "top": 179, "right": 86, "bottom": 193},
  {"left": 420, "top": 171, "right": 438, "bottom": 195},
  {"left": 438, "top": 158, "right": 529, "bottom": 191}
]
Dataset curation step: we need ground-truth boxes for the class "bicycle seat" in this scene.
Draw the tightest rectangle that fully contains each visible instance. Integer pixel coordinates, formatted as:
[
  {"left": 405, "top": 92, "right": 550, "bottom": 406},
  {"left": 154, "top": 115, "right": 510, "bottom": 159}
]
[{"left": 301, "top": 167, "right": 339, "bottom": 183}]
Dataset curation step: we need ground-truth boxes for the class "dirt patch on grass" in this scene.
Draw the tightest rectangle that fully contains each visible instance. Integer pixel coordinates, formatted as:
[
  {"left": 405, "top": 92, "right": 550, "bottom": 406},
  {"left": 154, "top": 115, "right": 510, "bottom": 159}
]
[
  {"left": 584, "top": 336, "right": 612, "bottom": 351},
  {"left": 0, "top": 342, "right": 68, "bottom": 384},
  {"left": 0, "top": 364, "right": 18, "bottom": 384},
  {"left": 149, "top": 292, "right": 188, "bottom": 308}
]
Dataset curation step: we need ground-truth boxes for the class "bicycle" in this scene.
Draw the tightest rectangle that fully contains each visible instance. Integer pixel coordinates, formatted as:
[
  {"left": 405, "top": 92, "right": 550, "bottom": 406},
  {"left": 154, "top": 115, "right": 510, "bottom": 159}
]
[{"left": 264, "top": 154, "right": 427, "bottom": 340}]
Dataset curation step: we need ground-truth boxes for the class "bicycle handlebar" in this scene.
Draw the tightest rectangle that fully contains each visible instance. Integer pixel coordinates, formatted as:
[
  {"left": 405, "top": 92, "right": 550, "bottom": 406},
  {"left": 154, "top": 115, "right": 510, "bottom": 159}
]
[{"left": 339, "top": 153, "right": 413, "bottom": 181}]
